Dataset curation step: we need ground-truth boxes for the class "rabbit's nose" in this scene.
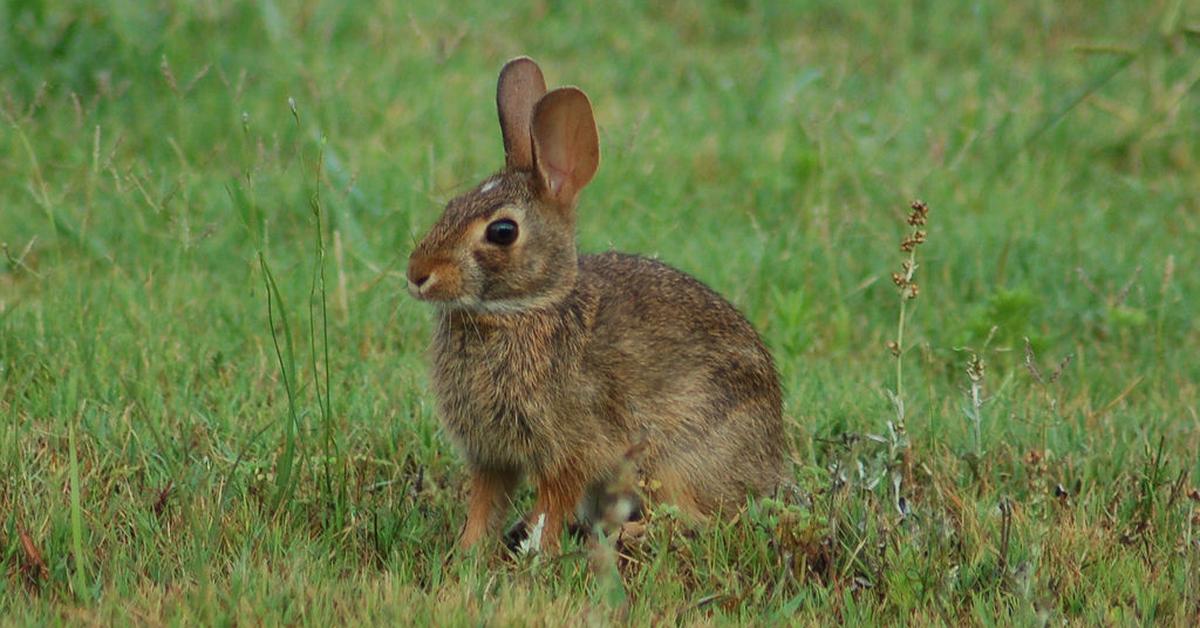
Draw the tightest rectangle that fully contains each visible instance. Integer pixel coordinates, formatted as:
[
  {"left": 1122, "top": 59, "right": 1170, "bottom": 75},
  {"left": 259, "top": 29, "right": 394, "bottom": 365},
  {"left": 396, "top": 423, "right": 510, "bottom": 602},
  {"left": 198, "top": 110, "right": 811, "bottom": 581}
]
[
  {"left": 407, "top": 258, "right": 433, "bottom": 288},
  {"left": 407, "top": 257, "right": 442, "bottom": 299}
]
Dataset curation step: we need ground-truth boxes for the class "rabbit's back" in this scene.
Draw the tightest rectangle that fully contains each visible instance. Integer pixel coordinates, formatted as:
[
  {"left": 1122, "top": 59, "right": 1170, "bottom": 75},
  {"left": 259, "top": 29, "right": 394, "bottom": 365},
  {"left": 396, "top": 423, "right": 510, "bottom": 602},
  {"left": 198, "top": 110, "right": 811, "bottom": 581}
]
[{"left": 578, "top": 252, "right": 786, "bottom": 512}]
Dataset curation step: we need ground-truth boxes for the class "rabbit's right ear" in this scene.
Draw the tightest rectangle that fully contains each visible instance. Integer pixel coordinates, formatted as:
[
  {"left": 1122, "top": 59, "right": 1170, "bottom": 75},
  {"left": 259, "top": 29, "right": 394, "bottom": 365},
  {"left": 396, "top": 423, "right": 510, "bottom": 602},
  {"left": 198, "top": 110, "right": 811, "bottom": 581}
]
[
  {"left": 496, "top": 57, "right": 547, "bottom": 170},
  {"left": 531, "top": 87, "right": 600, "bottom": 209}
]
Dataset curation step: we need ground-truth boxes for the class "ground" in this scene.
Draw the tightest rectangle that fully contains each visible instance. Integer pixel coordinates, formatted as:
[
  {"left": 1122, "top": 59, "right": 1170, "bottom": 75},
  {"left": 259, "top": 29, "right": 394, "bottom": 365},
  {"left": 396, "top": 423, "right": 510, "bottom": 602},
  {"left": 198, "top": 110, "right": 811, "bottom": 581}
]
[{"left": 2, "top": 0, "right": 1199, "bottom": 624}]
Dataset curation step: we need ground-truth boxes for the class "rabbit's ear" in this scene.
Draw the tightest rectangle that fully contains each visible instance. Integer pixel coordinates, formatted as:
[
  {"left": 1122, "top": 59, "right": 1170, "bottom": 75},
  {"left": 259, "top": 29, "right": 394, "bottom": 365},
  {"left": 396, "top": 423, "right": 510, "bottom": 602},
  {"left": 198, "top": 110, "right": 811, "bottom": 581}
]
[
  {"left": 531, "top": 87, "right": 600, "bottom": 208},
  {"left": 497, "top": 57, "right": 547, "bottom": 170}
]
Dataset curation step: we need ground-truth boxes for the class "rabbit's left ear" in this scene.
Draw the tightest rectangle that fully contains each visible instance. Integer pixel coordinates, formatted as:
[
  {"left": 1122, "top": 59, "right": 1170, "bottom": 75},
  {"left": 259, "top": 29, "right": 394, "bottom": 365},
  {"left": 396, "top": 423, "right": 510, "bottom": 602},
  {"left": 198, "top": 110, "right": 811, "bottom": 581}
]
[
  {"left": 497, "top": 57, "right": 547, "bottom": 170},
  {"left": 531, "top": 87, "right": 600, "bottom": 208}
]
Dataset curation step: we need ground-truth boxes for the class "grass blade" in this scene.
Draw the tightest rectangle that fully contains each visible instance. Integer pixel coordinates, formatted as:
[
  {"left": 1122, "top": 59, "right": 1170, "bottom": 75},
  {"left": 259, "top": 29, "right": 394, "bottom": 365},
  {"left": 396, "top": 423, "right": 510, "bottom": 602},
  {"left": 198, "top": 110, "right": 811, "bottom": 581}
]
[
  {"left": 259, "top": 252, "right": 301, "bottom": 514},
  {"left": 67, "top": 421, "right": 90, "bottom": 600}
]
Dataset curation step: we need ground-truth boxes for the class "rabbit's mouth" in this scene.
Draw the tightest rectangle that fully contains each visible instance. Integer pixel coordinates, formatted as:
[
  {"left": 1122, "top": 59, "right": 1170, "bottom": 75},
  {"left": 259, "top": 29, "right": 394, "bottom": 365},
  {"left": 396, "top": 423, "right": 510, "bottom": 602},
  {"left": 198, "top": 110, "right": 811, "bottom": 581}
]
[
  {"left": 409, "top": 283, "right": 470, "bottom": 306},
  {"left": 406, "top": 277, "right": 436, "bottom": 301}
]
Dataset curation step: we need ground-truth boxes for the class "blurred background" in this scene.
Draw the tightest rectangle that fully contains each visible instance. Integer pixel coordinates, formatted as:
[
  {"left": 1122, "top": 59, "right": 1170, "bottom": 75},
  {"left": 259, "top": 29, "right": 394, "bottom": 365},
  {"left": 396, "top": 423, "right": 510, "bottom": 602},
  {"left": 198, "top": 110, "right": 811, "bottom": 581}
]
[{"left": 1, "top": 0, "right": 1198, "bottom": 622}]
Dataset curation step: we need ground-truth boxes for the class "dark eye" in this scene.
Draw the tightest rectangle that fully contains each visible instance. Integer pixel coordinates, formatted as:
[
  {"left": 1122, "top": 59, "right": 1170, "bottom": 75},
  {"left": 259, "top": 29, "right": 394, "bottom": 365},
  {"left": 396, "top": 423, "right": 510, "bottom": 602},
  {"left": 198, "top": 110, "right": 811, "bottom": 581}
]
[{"left": 485, "top": 219, "right": 519, "bottom": 246}]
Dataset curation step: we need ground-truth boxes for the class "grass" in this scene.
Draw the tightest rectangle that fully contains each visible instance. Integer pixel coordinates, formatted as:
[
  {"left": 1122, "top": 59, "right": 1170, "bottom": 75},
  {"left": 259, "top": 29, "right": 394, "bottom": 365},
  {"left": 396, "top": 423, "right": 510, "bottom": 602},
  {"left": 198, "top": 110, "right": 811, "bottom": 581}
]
[{"left": 2, "top": 0, "right": 1199, "bottom": 623}]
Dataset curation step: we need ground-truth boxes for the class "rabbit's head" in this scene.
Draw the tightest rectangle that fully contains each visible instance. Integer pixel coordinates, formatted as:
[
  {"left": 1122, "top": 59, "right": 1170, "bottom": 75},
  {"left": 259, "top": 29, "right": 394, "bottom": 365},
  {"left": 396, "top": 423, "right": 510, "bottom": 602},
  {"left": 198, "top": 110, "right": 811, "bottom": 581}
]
[{"left": 407, "top": 58, "right": 600, "bottom": 313}]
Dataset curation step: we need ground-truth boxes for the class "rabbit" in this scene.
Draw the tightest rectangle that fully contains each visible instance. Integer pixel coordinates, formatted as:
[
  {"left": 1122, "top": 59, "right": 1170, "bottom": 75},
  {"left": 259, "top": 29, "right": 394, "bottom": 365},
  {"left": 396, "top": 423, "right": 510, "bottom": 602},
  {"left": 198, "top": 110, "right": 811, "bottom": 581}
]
[{"left": 406, "top": 57, "right": 786, "bottom": 553}]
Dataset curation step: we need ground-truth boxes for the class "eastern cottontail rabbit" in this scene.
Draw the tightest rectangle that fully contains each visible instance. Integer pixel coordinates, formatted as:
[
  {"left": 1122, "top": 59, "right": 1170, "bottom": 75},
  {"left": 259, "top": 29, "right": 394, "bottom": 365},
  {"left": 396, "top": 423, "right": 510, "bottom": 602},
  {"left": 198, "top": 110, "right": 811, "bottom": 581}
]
[{"left": 407, "top": 57, "right": 785, "bottom": 552}]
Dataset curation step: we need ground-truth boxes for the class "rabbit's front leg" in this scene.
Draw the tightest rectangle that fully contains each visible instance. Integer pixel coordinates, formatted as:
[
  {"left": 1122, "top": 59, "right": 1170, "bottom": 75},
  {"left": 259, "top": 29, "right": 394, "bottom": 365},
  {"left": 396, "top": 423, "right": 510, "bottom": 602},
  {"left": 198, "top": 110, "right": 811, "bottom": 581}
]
[
  {"left": 528, "top": 471, "right": 586, "bottom": 553},
  {"left": 459, "top": 467, "right": 519, "bottom": 550}
]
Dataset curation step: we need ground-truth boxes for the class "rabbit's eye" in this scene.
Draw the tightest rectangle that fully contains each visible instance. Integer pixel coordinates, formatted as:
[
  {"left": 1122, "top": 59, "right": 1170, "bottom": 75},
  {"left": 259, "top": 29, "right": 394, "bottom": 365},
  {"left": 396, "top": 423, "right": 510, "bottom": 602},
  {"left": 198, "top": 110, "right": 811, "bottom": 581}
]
[{"left": 485, "top": 219, "right": 519, "bottom": 246}]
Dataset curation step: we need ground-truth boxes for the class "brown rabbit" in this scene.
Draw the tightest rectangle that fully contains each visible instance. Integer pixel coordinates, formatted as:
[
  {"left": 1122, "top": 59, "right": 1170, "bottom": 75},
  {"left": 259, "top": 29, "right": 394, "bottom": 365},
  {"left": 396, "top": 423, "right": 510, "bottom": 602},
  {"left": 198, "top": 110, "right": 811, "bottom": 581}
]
[{"left": 407, "top": 57, "right": 785, "bottom": 552}]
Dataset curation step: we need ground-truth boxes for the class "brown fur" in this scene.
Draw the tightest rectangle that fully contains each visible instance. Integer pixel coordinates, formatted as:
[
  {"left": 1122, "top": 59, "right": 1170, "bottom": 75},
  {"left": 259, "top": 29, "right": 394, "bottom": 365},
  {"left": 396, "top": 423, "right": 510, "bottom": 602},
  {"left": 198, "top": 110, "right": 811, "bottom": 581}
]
[{"left": 407, "top": 57, "right": 785, "bottom": 552}]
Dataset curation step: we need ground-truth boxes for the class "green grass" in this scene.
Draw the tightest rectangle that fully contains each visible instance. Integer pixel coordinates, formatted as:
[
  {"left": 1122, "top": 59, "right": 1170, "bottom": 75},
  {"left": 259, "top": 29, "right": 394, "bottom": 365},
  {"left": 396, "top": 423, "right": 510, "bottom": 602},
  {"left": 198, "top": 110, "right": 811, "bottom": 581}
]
[{"left": 2, "top": 0, "right": 1199, "bottom": 623}]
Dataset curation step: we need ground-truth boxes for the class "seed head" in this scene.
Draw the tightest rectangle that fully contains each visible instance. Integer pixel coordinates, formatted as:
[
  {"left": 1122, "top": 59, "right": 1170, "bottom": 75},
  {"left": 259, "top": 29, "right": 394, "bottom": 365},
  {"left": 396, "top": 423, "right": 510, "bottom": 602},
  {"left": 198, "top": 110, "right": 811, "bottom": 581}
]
[
  {"left": 908, "top": 200, "right": 930, "bottom": 225},
  {"left": 160, "top": 55, "right": 179, "bottom": 95},
  {"left": 966, "top": 354, "right": 985, "bottom": 382}
]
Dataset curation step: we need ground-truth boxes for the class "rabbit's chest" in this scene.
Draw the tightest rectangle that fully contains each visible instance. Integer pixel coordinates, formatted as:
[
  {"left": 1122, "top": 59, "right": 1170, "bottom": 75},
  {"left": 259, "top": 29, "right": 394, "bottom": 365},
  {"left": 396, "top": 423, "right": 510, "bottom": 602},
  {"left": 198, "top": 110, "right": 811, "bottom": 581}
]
[{"left": 430, "top": 320, "right": 574, "bottom": 467}]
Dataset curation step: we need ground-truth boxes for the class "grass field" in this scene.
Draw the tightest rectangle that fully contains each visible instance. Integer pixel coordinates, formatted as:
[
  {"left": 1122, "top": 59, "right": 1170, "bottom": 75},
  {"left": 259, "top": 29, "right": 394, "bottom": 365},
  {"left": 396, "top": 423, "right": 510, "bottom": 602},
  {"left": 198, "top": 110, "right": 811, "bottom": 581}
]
[{"left": 3, "top": 0, "right": 1199, "bottom": 623}]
